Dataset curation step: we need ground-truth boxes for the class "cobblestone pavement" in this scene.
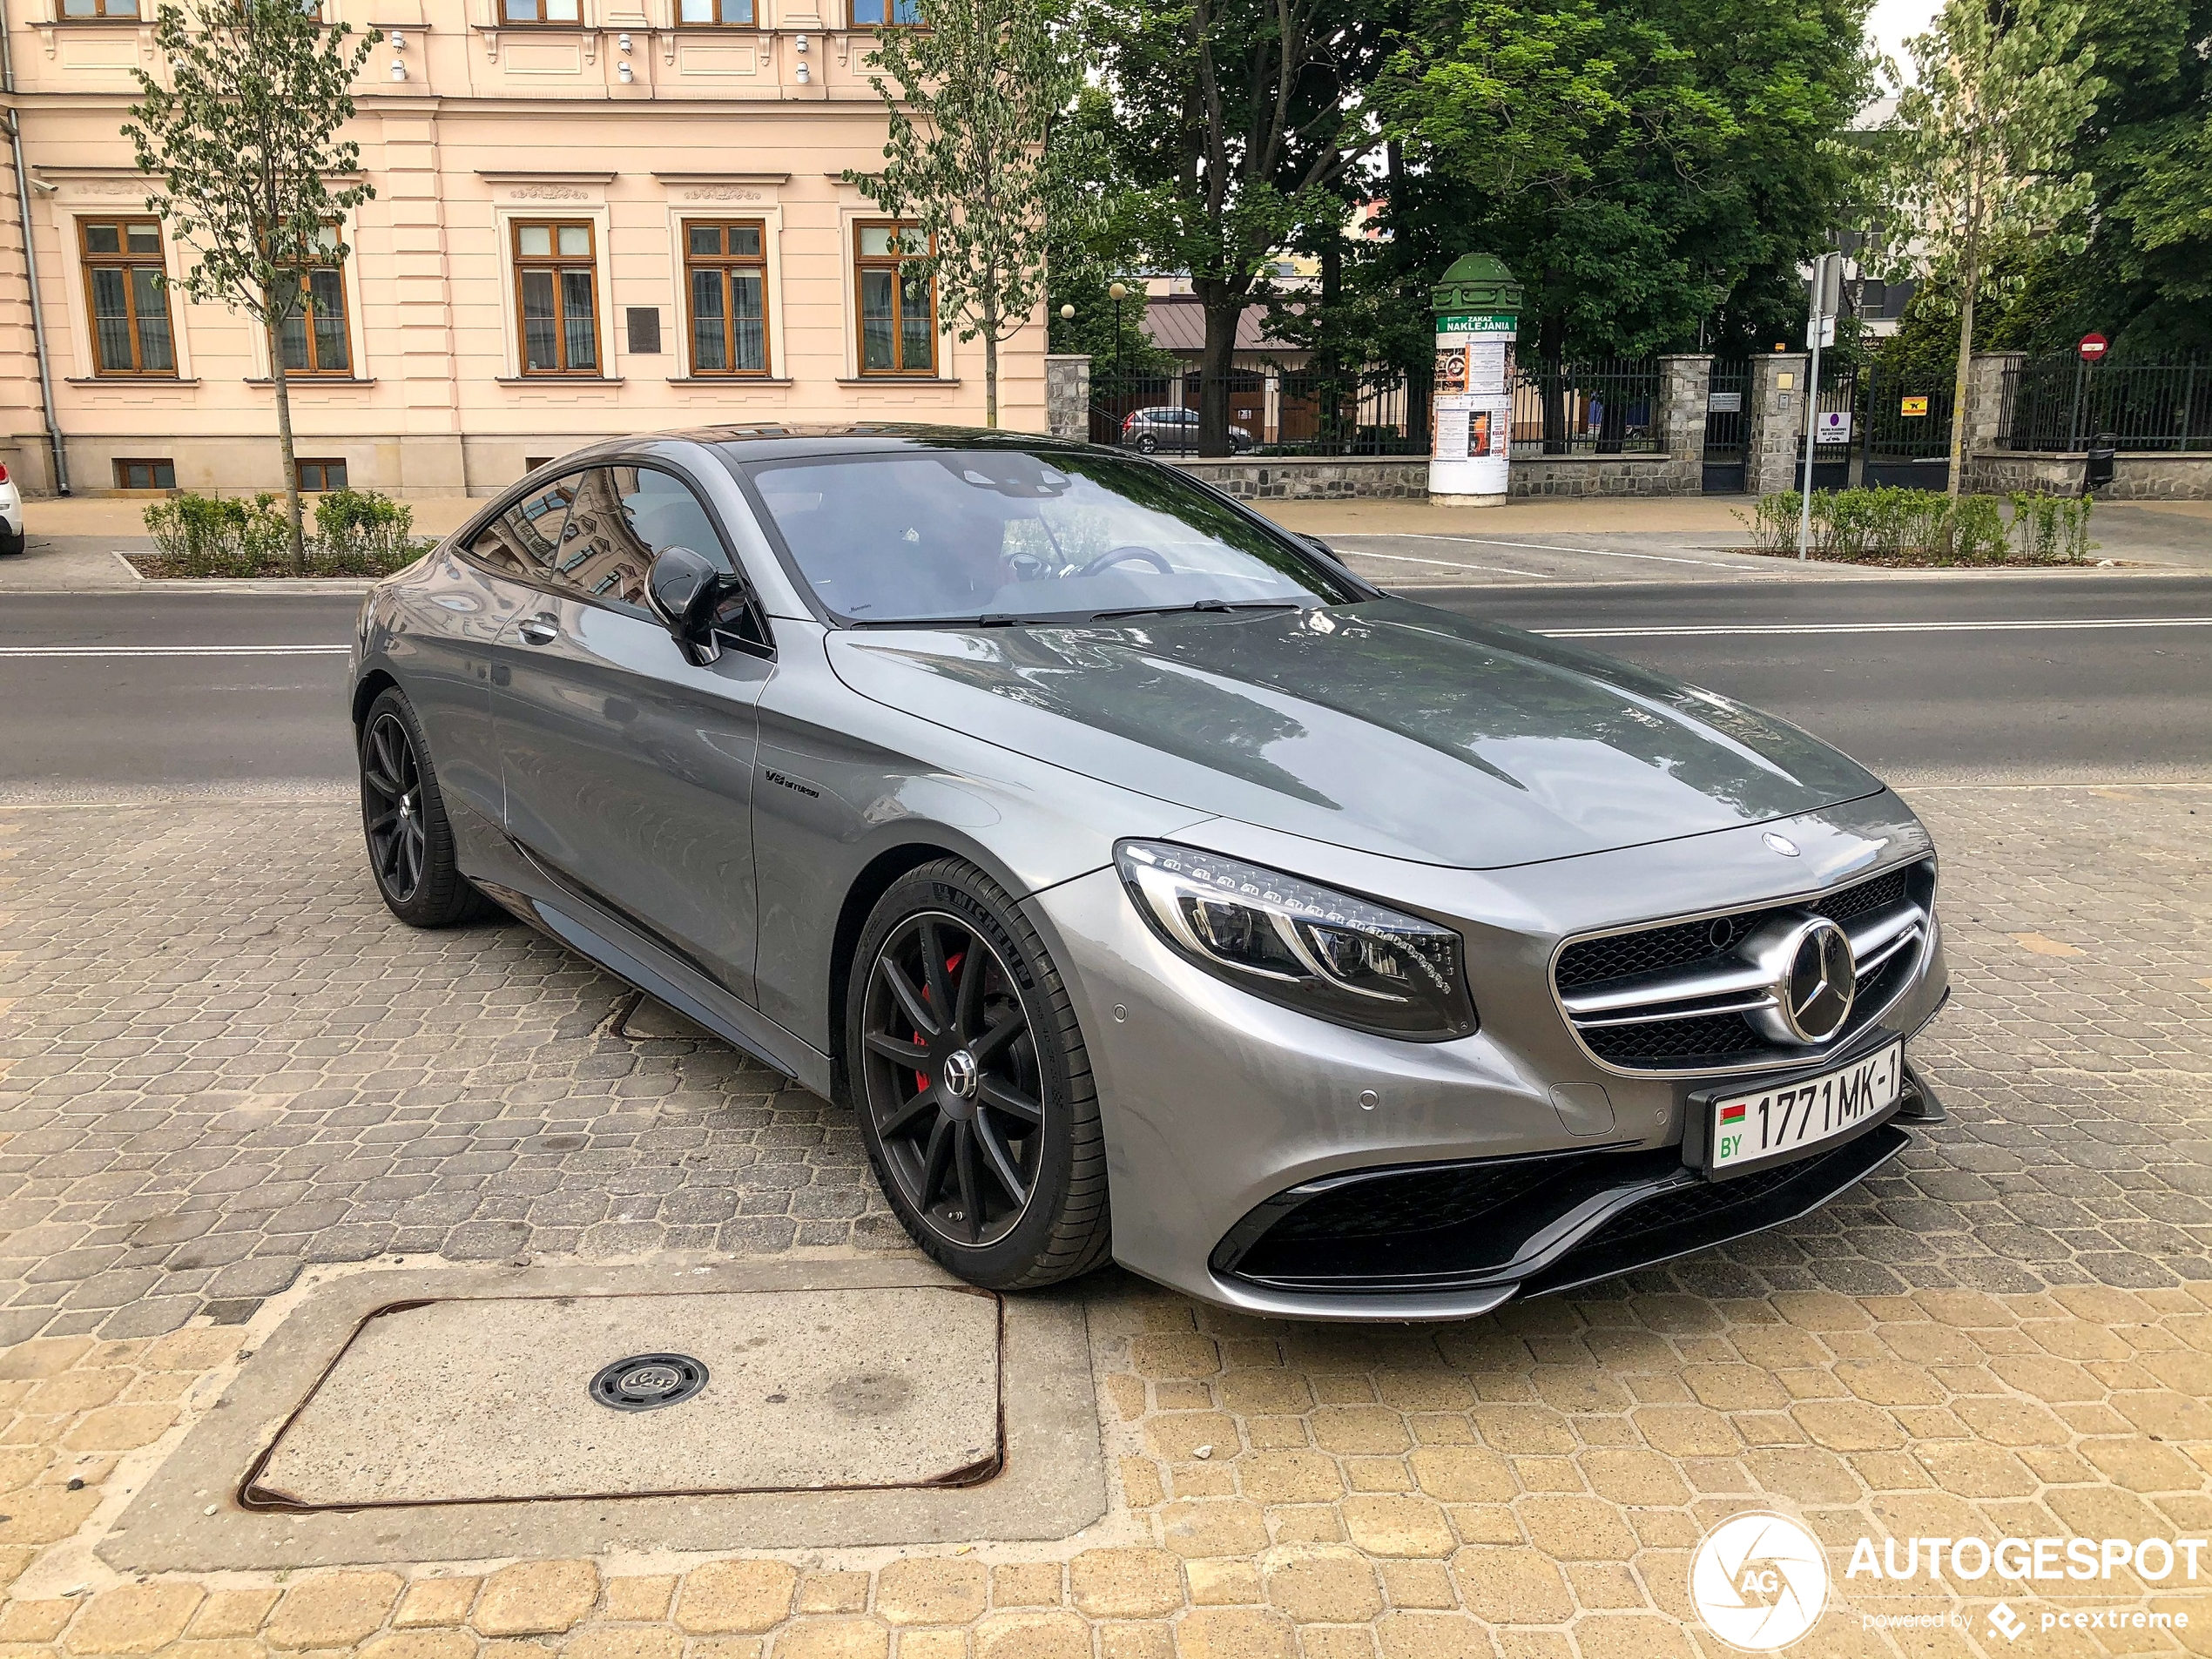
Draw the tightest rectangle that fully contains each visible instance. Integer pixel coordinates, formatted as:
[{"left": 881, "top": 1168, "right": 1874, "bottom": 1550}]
[{"left": 0, "top": 784, "right": 2207, "bottom": 1655}]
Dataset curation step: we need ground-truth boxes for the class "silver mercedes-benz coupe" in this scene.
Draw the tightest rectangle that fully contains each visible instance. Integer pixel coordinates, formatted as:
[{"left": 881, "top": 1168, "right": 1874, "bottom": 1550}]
[{"left": 348, "top": 425, "right": 1948, "bottom": 1319}]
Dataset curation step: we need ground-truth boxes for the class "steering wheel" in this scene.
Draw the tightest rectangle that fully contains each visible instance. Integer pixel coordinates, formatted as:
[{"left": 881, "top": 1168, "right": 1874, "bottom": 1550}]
[{"left": 1077, "top": 544, "right": 1175, "bottom": 578}]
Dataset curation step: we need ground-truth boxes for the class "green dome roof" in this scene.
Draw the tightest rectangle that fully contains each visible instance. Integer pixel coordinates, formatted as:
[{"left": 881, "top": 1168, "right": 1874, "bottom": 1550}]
[{"left": 1432, "top": 253, "right": 1524, "bottom": 314}]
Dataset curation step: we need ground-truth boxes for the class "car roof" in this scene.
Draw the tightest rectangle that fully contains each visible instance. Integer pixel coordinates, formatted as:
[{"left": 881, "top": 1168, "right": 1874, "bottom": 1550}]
[{"left": 651, "top": 422, "right": 1109, "bottom": 463}]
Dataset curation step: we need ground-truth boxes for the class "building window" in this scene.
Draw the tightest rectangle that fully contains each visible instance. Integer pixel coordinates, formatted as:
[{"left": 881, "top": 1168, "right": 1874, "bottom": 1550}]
[
  {"left": 684, "top": 220, "right": 769, "bottom": 376},
  {"left": 677, "top": 0, "right": 753, "bottom": 22},
  {"left": 113, "top": 457, "right": 176, "bottom": 490},
  {"left": 513, "top": 220, "right": 599, "bottom": 375},
  {"left": 277, "top": 226, "right": 352, "bottom": 376},
  {"left": 81, "top": 218, "right": 176, "bottom": 377},
  {"left": 296, "top": 458, "right": 348, "bottom": 491},
  {"left": 850, "top": 0, "right": 921, "bottom": 23},
  {"left": 501, "top": 0, "right": 579, "bottom": 19},
  {"left": 59, "top": 0, "right": 139, "bottom": 16},
  {"left": 854, "top": 221, "right": 934, "bottom": 375}
]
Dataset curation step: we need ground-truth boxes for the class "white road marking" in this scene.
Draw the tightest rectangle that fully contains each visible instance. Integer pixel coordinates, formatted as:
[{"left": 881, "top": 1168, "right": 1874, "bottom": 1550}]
[
  {"left": 1339, "top": 548, "right": 1559, "bottom": 580},
  {"left": 1345, "top": 532, "right": 1750, "bottom": 570},
  {"left": 0, "top": 644, "right": 350, "bottom": 658},
  {"left": 1537, "top": 618, "right": 2212, "bottom": 639}
]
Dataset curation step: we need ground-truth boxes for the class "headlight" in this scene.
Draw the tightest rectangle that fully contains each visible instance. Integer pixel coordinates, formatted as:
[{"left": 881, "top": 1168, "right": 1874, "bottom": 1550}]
[{"left": 1114, "top": 840, "right": 1477, "bottom": 1041}]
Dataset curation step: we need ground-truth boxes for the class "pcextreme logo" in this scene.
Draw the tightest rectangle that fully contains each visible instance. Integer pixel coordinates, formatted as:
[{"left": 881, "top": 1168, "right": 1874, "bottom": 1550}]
[{"left": 1690, "top": 1511, "right": 1830, "bottom": 1651}]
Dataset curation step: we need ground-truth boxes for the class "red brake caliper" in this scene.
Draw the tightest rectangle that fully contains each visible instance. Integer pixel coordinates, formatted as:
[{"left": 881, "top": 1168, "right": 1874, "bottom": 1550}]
[{"left": 915, "top": 951, "right": 966, "bottom": 1093}]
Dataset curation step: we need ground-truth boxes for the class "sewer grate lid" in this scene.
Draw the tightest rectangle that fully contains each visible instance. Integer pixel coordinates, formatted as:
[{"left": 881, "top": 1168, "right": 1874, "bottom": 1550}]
[{"left": 590, "top": 1352, "right": 709, "bottom": 1412}]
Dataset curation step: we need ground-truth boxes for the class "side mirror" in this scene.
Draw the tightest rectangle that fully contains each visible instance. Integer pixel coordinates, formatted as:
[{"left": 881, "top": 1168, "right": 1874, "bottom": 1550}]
[{"left": 646, "top": 545, "right": 726, "bottom": 666}]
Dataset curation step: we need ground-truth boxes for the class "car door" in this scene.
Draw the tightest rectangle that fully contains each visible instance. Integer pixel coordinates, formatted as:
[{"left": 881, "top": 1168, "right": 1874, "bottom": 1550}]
[
  {"left": 489, "top": 461, "right": 776, "bottom": 1001},
  {"left": 403, "top": 475, "right": 586, "bottom": 835}
]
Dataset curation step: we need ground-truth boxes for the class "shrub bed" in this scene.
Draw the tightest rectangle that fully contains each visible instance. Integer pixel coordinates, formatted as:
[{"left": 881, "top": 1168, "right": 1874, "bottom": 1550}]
[
  {"left": 134, "top": 489, "right": 433, "bottom": 578},
  {"left": 1737, "top": 488, "right": 2096, "bottom": 564}
]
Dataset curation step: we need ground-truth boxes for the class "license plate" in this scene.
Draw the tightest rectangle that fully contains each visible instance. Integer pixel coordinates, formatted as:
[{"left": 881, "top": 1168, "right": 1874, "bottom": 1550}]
[{"left": 1706, "top": 1041, "right": 1903, "bottom": 1178}]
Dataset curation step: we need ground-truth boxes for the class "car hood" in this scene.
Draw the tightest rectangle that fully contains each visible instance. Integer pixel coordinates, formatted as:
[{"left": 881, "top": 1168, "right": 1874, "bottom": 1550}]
[{"left": 826, "top": 597, "right": 1882, "bottom": 870}]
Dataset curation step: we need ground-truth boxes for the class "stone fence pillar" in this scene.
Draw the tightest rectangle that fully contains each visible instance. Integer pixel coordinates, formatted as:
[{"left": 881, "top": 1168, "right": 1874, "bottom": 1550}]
[
  {"left": 1748, "top": 353, "right": 1810, "bottom": 497},
  {"left": 1656, "top": 354, "right": 1712, "bottom": 494},
  {"left": 1045, "top": 354, "right": 1091, "bottom": 442}
]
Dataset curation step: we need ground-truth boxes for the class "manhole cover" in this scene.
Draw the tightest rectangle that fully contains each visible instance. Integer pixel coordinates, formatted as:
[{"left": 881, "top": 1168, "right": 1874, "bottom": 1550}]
[{"left": 590, "top": 1352, "right": 708, "bottom": 1412}]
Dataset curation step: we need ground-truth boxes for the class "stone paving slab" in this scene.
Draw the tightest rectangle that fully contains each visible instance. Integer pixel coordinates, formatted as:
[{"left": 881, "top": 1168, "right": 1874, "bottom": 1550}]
[{"left": 0, "top": 785, "right": 2206, "bottom": 1654}]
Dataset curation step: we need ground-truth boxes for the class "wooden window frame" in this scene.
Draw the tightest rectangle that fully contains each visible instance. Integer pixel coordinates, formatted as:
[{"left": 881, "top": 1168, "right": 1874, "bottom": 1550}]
[
  {"left": 80, "top": 216, "right": 178, "bottom": 379},
  {"left": 511, "top": 219, "right": 602, "bottom": 378},
  {"left": 853, "top": 219, "right": 937, "bottom": 377},
  {"left": 295, "top": 457, "right": 349, "bottom": 492},
  {"left": 848, "top": 0, "right": 921, "bottom": 25},
  {"left": 682, "top": 219, "right": 772, "bottom": 378},
  {"left": 497, "top": 0, "right": 583, "bottom": 21},
  {"left": 279, "top": 237, "right": 354, "bottom": 378},
  {"left": 674, "top": 0, "right": 755, "bottom": 24},
  {"left": 57, "top": 0, "right": 143, "bottom": 17},
  {"left": 112, "top": 457, "right": 177, "bottom": 490}
]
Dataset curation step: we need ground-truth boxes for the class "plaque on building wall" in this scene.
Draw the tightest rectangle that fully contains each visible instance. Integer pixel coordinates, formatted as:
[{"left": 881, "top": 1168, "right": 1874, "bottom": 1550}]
[{"left": 626, "top": 308, "right": 663, "bottom": 354}]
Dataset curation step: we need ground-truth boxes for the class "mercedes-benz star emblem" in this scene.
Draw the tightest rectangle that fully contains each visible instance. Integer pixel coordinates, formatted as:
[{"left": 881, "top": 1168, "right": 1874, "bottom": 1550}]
[
  {"left": 1763, "top": 832, "right": 1800, "bottom": 857},
  {"left": 940, "top": 1049, "right": 981, "bottom": 1101},
  {"left": 1743, "top": 914, "right": 1857, "bottom": 1044}
]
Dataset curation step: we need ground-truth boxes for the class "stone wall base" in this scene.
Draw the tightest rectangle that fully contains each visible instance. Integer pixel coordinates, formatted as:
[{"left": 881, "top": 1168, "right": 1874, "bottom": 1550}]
[
  {"left": 1509, "top": 455, "right": 1699, "bottom": 497},
  {"left": 1966, "top": 451, "right": 2212, "bottom": 502},
  {"left": 1163, "top": 456, "right": 1429, "bottom": 501}
]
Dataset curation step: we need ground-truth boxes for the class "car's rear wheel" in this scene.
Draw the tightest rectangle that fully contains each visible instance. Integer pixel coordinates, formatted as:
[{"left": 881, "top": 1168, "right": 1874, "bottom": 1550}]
[
  {"left": 359, "top": 687, "right": 495, "bottom": 928},
  {"left": 846, "top": 859, "right": 1111, "bottom": 1290},
  {"left": 1134, "top": 434, "right": 1158, "bottom": 454}
]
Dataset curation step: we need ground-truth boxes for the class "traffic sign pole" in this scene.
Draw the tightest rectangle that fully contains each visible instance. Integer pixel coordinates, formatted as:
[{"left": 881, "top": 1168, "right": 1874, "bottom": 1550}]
[{"left": 1797, "top": 253, "right": 1840, "bottom": 562}]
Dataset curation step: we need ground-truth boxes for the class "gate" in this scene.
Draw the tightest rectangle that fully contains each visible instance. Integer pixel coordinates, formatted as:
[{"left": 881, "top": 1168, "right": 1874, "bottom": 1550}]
[
  {"left": 1862, "top": 370, "right": 1952, "bottom": 490},
  {"left": 1702, "top": 360, "right": 1750, "bottom": 492}
]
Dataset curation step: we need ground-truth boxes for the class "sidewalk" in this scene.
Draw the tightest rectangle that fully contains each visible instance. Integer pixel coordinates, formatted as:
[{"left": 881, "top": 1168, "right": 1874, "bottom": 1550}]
[{"left": 5, "top": 492, "right": 2208, "bottom": 594}]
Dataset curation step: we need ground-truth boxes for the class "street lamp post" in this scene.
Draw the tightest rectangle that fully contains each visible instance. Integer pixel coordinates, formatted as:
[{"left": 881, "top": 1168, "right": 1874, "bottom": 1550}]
[{"left": 1109, "top": 281, "right": 1129, "bottom": 381}]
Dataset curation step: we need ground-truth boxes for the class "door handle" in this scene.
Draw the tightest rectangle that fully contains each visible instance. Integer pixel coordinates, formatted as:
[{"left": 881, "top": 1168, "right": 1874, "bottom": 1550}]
[{"left": 517, "top": 615, "right": 559, "bottom": 646}]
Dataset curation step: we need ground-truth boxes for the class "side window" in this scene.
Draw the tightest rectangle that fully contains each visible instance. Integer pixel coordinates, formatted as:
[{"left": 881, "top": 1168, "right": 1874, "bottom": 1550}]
[
  {"left": 464, "top": 473, "right": 585, "bottom": 584},
  {"left": 560, "top": 466, "right": 772, "bottom": 652}
]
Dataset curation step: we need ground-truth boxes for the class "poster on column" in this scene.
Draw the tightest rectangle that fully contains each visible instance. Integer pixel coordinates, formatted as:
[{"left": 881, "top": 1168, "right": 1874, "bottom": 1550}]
[{"left": 1431, "top": 314, "right": 1515, "bottom": 497}]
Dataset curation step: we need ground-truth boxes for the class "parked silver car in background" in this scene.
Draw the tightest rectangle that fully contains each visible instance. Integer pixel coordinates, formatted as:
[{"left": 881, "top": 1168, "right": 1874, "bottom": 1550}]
[
  {"left": 1120, "top": 406, "right": 1254, "bottom": 455},
  {"left": 347, "top": 426, "right": 1948, "bottom": 1319}
]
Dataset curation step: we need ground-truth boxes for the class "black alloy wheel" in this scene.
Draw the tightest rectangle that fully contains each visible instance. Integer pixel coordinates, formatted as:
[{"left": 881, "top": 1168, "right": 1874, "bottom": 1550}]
[
  {"left": 357, "top": 686, "right": 495, "bottom": 928},
  {"left": 362, "top": 711, "right": 428, "bottom": 904},
  {"left": 846, "top": 859, "right": 1111, "bottom": 1288},
  {"left": 862, "top": 911, "right": 1042, "bottom": 1247}
]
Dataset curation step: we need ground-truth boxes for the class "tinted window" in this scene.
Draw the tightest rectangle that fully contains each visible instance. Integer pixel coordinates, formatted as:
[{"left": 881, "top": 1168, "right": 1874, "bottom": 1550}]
[
  {"left": 551, "top": 465, "right": 732, "bottom": 614},
  {"left": 745, "top": 448, "right": 1362, "bottom": 625},
  {"left": 465, "top": 473, "right": 584, "bottom": 583}
]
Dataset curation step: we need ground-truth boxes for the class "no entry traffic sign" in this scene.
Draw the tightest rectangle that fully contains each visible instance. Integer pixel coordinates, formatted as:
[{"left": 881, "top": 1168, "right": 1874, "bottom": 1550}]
[{"left": 2079, "top": 333, "right": 2110, "bottom": 362}]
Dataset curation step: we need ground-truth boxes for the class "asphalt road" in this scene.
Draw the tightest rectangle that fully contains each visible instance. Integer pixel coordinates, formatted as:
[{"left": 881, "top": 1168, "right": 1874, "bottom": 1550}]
[{"left": 1, "top": 574, "right": 2208, "bottom": 797}]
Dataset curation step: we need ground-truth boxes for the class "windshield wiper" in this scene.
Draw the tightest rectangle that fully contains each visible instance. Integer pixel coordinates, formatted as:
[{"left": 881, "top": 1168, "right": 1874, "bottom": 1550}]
[
  {"left": 1085, "top": 600, "right": 1303, "bottom": 622},
  {"left": 848, "top": 613, "right": 1051, "bottom": 629}
]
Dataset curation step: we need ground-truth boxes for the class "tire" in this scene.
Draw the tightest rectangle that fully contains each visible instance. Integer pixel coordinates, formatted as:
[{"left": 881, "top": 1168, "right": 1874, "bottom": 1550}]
[
  {"left": 846, "top": 858, "right": 1111, "bottom": 1290},
  {"left": 1135, "top": 434, "right": 1158, "bottom": 454},
  {"left": 358, "top": 686, "right": 496, "bottom": 928}
]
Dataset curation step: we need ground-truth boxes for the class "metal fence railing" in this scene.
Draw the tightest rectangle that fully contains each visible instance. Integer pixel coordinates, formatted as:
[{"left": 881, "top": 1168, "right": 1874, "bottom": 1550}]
[
  {"left": 1510, "top": 359, "right": 1662, "bottom": 456},
  {"left": 1087, "top": 368, "right": 1419, "bottom": 456},
  {"left": 1999, "top": 356, "right": 2212, "bottom": 452}
]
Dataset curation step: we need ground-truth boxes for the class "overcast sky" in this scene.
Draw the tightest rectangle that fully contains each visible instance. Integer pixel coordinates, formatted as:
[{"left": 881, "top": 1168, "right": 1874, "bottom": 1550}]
[{"left": 1867, "top": 0, "right": 1941, "bottom": 86}]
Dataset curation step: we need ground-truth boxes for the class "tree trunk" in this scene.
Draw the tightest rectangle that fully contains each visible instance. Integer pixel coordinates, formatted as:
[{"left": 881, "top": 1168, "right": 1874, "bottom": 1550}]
[
  {"left": 983, "top": 289, "right": 1000, "bottom": 429},
  {"left": 267, "top": 310, "right": 307, "bottom": 575},
  {"left": 1539, "top": 313, "right": 1568, "bottom": 455},
  {"left": 1946, "top": 246, "right": 1979, "bottom": 503},
  {"left": 1192, "top": 279, "right": 1243, "bottom": 457}
]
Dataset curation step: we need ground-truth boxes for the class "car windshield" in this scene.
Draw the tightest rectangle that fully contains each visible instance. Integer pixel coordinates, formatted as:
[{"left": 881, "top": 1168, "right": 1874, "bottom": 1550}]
[{"left": 743, "top": 448, "right": 1362, "bottom": 625}]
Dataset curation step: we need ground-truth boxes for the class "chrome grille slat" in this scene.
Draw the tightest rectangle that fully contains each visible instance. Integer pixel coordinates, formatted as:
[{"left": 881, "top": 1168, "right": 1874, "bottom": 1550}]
[{"left": 1553, "top": 862, "right": 1934, "bottom": 1074}]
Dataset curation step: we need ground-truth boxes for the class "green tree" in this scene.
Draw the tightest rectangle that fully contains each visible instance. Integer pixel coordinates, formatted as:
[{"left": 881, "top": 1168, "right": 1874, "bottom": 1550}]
[
  {"left": 124, "top": 0, "right": 378, "bottom": 573},
  {"left": 853, "top": 0, "right": 1078, "bottom": 428},
  {"left": 1871, "top": 0, "right": 2101, "bottom": 495},
  {"left": 1044, "top": 83, "right": 1175, "bottom": 374},
  {"left": 1091, "top": 0, "right": 1393, "bottom": 454},
  {"left": 1988, "top": 0, "right": 2212, "bottom": 357},
  {"left": 1377, "top": 0, "right": 1871, "bottom": 367}
]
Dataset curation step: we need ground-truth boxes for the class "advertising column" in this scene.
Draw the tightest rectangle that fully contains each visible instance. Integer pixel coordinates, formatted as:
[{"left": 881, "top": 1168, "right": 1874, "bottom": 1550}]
[{"left": 1428, "top": 254, "right": 1524, "bottom": 508}]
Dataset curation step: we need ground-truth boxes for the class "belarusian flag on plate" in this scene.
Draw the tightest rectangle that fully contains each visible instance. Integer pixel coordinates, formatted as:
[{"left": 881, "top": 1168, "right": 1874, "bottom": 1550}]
[{"left": 1719, "top": 1103, "right": 1747, "bottom": 1125}]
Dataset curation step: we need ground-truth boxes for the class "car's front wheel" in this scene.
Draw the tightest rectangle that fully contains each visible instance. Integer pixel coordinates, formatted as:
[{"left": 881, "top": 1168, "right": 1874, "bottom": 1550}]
[
  {"left": 1134, "top": 434, "right": 1158, "bottom": 454},
  {"left": 846, "top": 858, "right": 1111, "bottom": 1290},
  {"left": 358, "top": 686, "right": 495, "bottom": 927}
]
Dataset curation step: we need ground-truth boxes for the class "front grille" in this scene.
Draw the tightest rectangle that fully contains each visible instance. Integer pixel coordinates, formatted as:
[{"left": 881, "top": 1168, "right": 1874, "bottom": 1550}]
[{"left": 1554, "top": 860, "right": 1933, "bottom": 1074}]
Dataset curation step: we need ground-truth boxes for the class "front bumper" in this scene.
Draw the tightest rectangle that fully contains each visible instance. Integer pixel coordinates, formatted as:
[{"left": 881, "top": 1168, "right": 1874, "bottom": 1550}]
[{"left": 1023, "top": 792, "right": 1949, "bottom": 1321}]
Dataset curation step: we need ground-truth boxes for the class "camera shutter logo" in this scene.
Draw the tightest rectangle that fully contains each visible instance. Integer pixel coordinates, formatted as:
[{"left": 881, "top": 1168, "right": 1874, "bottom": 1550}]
[{"left": 1690, "top": 1511, "right": 1830, "bottom": 1651}]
